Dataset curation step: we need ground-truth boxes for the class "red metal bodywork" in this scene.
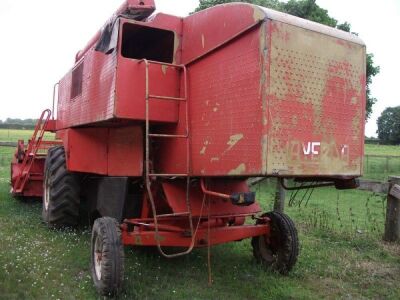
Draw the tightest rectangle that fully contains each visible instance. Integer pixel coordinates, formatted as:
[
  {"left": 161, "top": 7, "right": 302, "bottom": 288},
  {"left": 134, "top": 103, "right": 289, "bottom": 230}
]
[{"left": 11, "top": 1, "right": 366, "bottom": 248}]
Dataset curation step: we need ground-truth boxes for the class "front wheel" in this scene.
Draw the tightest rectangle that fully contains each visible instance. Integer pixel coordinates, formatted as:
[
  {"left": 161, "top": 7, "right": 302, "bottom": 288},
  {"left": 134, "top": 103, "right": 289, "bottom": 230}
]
[
  {"left": 91, "top": 217, "right": 124, "bottom": 296},
  {"left": 251, "top": 211, "right": 299, "bottom": 274}
]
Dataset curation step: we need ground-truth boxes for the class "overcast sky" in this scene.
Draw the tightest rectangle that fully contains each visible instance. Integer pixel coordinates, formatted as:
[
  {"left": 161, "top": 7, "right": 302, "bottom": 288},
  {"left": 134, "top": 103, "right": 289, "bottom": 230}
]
[{"left": 0, "top": 0, "right": 398, "bottom": 137}]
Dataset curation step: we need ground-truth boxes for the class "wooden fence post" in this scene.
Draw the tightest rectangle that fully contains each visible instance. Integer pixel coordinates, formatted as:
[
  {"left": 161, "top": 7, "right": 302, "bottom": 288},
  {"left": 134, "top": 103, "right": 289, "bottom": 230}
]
[
  {"left": 384, "top": 176, "right": 400, "bottom": 242},
  {"left": 274, "top": 179, "right": 286, "bottom": 212}
]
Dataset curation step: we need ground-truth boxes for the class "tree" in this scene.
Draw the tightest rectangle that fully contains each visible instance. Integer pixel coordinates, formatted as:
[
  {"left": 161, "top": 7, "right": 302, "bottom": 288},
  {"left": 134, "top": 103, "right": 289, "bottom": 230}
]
[
  {"left": 377, "top": 106, "right": 400, "bottom": 145},
  {"left": 194, "top": 0, "right": 379, "bottom": 120}
]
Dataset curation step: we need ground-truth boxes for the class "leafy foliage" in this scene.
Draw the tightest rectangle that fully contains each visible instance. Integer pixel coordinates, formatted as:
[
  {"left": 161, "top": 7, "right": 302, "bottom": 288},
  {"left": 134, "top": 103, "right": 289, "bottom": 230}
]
[
  {"left": 194, "top": 0, "right": 379, "bottom": 120},
  {"left": 377, "top": 106, "right": 400, "bottom": 145}
]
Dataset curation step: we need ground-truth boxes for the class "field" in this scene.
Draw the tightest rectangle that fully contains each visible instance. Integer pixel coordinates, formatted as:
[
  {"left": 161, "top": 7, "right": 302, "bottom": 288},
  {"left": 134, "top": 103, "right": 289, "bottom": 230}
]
[{"left": 0, "top": 129, "right": 400, "bottom": 299}]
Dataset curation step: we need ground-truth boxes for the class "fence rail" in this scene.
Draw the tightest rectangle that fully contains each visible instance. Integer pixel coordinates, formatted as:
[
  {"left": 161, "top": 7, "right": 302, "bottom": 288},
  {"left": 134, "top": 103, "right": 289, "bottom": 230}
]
[{"left": 0, "top": 142, "right": 17, "bottom": 147}]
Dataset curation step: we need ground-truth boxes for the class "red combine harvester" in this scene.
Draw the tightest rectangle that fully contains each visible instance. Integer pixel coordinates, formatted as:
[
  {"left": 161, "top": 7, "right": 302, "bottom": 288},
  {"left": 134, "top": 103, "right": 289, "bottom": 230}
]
[{"left": 10, "top": 0, "right": 366, "bottom": 295}]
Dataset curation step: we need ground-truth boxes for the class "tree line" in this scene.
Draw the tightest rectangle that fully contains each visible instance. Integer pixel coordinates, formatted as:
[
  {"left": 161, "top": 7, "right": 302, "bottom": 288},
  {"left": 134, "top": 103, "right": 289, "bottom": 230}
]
[{"left": 0, "top": 118, "right": 37, "bottom": 129}]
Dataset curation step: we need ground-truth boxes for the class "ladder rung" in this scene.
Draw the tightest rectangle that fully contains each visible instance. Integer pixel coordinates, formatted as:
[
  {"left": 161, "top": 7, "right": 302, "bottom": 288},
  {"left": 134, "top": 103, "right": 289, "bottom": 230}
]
[
  {"left": 149, "top": 173, "right": 188, "bottom": 177},
  {"left": 156, "top": 212, "right": 190, "bottom": 218},
  {"left": 148, "top": 134, "right": 187, "bottom": 138},
  {"left": 149, "top": 95, "right": 186, "bottom": 101}
]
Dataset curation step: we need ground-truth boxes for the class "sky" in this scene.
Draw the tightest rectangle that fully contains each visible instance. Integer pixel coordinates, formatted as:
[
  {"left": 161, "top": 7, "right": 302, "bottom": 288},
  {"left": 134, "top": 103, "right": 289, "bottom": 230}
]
[{"left": 0, "top": 0, "right": 399, "bottom": 137}]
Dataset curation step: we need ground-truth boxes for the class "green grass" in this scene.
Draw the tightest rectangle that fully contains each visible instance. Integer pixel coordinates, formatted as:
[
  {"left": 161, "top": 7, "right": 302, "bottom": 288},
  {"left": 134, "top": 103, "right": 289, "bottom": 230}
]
[
  {"left": 365, "top": 144, "right": 400, "bottom": 156},
  {"left": 0, "top": 129, "right": 54, "bottom": 143},
  {"left": 363, "top": 144, "right": 400, "bottom": 181},
  {"left": 1, "top": 130, "right": 400, "bottom": 299}
]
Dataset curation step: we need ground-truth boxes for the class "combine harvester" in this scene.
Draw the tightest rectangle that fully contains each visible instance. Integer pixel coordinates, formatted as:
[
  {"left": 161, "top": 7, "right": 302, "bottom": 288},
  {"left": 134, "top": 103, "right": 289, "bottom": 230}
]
[{"left": 10, "top": 0, "right": 366, "bottom": 295}]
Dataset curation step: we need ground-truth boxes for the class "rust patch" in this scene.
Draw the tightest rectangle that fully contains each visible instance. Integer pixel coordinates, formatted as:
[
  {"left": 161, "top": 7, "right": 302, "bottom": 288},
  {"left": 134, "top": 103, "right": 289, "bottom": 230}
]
[
  {"left": 201, "top": 34, "right": 205, "bottom": 48},
  {"left": 134, "top": 235, "right": 142, "bottom": 245},
  {"left": 155, "top": 234, "right": 165, "bottom": 242}
]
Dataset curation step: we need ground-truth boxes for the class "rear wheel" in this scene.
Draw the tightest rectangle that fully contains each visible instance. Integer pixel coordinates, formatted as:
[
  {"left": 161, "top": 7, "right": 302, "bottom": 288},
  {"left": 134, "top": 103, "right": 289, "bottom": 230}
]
[
  {"left": 251, "top": 211, "right": 299, "bottom": 274},
  {"left": 42, "top": 146, "right": 80, "bottom": 227},
  {"left": 91, "top": 217, "right": 124, "bottom": 296}
]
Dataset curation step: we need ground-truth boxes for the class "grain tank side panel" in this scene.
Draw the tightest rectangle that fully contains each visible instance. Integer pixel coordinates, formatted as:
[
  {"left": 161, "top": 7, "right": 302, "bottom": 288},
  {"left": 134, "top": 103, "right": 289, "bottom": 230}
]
[
  {"left": 181, "top": 3, "right": 265, "bottom": 64},
  {"left": 188, "top": 25, "right": 265, "bottom": 176},
  {"left": 57, "top": 48, "right": 117, "bottom": 129},
  {"left": 266, "top": 20, "right": 365, "bottom": 176}
]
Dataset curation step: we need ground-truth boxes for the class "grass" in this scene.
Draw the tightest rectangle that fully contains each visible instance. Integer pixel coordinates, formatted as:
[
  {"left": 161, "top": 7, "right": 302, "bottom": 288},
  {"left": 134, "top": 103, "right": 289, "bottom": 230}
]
[
  {"left": 0, "top": 129, "right": 54, "bottom": 143},
  {"left": 364, "top": 144, "right": 400, "bottom": 181},
  {"left": 365, "top": 144, "right": 400, "bottom": 156},
  {"left": 1, "top": 130, "right": 400, "bottom": 299}
]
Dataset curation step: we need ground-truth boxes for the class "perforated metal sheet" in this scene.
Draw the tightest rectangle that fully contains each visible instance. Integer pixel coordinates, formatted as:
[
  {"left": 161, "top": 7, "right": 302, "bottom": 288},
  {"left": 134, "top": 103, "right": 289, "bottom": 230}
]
[{"left": 266, "top": 20, "right": 365, "bottom": 176}]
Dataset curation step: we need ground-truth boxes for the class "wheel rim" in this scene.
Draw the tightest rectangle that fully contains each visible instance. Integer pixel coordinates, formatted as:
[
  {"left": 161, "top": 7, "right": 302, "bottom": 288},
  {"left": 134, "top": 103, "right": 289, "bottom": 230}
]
[
  {"left": 44, "top": 174, "right": 50, "bottom": 211},
  {"left": 259, "top": 235, "right": 275, "bottom": 263},
  {"left": 94, "top": 235, "right": 103, "bottom": 280}
]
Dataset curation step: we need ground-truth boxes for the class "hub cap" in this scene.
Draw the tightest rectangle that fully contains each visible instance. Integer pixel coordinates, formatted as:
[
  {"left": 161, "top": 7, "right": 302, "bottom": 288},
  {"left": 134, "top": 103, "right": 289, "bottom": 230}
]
[
  {"left": 44, "top": 175, "right": 50, "bottom": 211},
  {"left": 94, "top": 235, "right": 103, "bottom": 280}
]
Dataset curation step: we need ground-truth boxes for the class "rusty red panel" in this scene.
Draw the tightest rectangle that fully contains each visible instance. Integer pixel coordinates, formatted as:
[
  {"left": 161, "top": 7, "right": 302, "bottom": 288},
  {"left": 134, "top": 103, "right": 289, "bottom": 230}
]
[
  {"left": 158, "top": 25, "right": 264, "bottom": 176},
  {"left": 65, "top": 128, "right": 108, "bottom": 175},
  {"left": 265, "top": 20, "right": 365, "bottom": 176},
  {"left": 57, "top": 49, "right": 117, "bottom": 129},
  {"left": 64, "top": 127, "right": 144, "bottom": 176},
  {"left": 182, "top": 3, "right": 264, "bottom": 63},
  {"left": 115, "top": 55, "right": 179, "bottom": 123},
  {"left": 108, "top": 126, "right": 143, "bottom": 176},
  {"left": 122, "top": 224, "right": 269, "bottom": 247},
  {"left": 11, "top": 158, "right": 45, "bottom": 197}
]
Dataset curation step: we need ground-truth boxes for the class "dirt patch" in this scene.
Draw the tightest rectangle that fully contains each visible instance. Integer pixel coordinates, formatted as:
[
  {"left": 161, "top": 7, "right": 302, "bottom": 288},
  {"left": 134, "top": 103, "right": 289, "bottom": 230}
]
[
  {"left": 356, "top": 260, "right": 399, "bottom": 279},
  {"left": 382, "top": 242, "right": 400, "bottom": 256}
]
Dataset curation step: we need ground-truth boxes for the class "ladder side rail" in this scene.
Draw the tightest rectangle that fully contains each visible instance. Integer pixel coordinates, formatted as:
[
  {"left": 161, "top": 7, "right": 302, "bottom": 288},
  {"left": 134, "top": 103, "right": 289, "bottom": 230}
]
[
  {"left": 140, "top": 59, "right": 195, "bottom": 258},
  {"left": 14, "top": 109, "right": 52, "bottom": 193}
]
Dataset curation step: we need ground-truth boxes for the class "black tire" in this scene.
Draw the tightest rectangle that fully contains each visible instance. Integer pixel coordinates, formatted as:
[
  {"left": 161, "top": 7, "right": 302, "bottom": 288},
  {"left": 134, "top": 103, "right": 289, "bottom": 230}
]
[
  {"left": 91, "top": 217, "right": 124, "bottom": 296},
  {"left": 251, "top": 211, "right": 299, "bottom": 274},
  {"left": 42, "top": 146, "right": 80, "bottom": 227}
]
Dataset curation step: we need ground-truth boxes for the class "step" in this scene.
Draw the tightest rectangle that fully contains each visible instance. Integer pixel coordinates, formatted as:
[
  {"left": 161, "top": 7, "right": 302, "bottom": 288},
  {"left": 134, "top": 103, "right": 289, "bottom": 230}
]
[
  {"left": 149, "top": 95, "right": 186, "bottom": 101},
  {"left": 149, "top": 173, "right": 188, "bottom": 177},
  {"left": 148, "top": 133, "right": 187, "bottom": 138},
  {"left": 156, "top": 212, "right": 191, "bottom": 218}
]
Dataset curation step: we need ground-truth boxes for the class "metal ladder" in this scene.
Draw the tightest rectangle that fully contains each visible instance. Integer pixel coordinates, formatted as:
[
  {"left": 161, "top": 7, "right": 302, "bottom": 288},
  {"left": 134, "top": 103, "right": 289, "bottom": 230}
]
[
  {"left": 13, "top": 109, "right": 52, "bottom": 194},
  {"left": 141, "top": 59, "right": 194, "bottom": 258}
]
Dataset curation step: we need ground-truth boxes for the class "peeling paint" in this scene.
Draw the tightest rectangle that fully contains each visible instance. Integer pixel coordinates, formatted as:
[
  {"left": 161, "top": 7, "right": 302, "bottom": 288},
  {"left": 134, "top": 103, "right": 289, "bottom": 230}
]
[
  {"left": 201, "top": 34, "right": 205, "bottom": 48},
  {"left": 226, "top": 133, "right": 244, "bottom": 152},
  {"left": 200, "top": 140, "right": 210, "bottom": 155},
  {"left": 210, "top": 157, "right": 220, "bottom": 162},
  {"left": 259, "top": 22, "right": 268, "bottom": 127},
  {"left": 228, "top": 163, "right": 246, "bottom": 175},
  {"left": 253, "top": 7, "right": 265, "bottom": 22},
  {"left": 261, "top": 135, "right": 268, "bottom": 173},
  {"left": 173, "top": 32, "right": 180, "bottom": 64},
  {"left": 161, "top": 65, "right": 168, "bottom": 75}
]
